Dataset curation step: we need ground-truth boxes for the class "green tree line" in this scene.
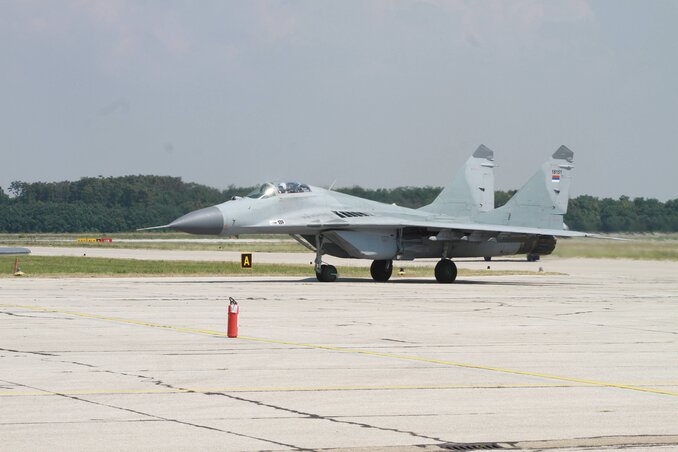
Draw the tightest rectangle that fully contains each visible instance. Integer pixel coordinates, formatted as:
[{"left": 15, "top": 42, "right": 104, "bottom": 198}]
[{"left": 0, "top": 176, "right": 676, "bottom": 233}]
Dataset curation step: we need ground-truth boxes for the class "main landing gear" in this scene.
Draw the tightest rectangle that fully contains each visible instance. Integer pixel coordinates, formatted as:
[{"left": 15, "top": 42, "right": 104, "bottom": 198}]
[
  {"left": 435, "top": 259, "right": 457, "bottom": 283},
  {"left": 312, "top": 233, "right": 458, "bottom": 283},
  {"left": 368, "top": 258, "right": 457, "bottom": 283},
  {"left": 370, "top": 259, "right": 393, "bottom": 282}
]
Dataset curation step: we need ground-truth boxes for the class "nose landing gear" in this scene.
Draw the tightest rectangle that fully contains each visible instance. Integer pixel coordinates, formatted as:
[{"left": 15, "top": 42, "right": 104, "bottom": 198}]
[
  {"left": 316, "top": 264, "right": 338, "bottom": 282},
  {"left": 314, "top": 234, "right": 338, "bottom": 282}
]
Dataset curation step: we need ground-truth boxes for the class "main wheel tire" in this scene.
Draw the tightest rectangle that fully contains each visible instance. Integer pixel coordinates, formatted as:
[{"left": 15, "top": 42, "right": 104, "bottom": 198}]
[
  {"left": 370, "top": 260, "right": 393, "bottom": 282},
  {"left": 316, "top": 264, "right": 337, "bottom": 282},
  {"left": 434, "top": 259, "right": 457, "bottom": 283},
  {"left": 484, "top": 256, "right": 492, "bottom": 262},
  {"left": 527, "top": 254, "right": 540, "bottom": 262}
]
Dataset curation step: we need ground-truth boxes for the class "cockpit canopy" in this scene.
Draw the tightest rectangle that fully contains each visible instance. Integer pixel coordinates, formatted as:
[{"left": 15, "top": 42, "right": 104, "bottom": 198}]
[{"left": 246, "top": 182, "right": 311, "bottom": 199}]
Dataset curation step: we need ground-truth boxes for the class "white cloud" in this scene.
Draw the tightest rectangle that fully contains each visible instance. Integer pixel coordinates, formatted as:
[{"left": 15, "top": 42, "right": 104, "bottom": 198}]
[
  {"left": 372, "top": 0, "right": 595, "bottom": 49},
  {"left": 152, "top": 10, "right": 192, "bottom": 56},
  {"left": 254, "top": 1, "right": 300, "bottom": 44}
]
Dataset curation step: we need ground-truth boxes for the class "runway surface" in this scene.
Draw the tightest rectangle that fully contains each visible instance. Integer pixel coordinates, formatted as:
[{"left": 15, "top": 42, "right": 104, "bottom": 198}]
[{"left": 1, "top": 257, "right": 677, "bottom": 451}]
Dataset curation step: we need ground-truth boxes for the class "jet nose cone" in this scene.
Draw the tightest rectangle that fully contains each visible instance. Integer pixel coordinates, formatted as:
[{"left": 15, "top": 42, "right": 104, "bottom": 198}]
[{"left": 169, "top": 206, "right": 224, "bottom": 235}]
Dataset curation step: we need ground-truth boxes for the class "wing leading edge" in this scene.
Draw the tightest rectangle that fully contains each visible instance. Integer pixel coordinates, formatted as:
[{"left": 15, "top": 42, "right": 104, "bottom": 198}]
[{"left": 293, "top": 215, "right": 593, "bottom": 238}]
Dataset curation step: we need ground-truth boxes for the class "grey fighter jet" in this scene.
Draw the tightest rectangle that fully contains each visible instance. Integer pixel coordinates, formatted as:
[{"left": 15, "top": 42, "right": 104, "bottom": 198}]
[
  {"left": 143, "top": 145, "right": 594, "bottom": 283},
  {"left": 0, "top": 248, "right": 30, "bottom": 255}
]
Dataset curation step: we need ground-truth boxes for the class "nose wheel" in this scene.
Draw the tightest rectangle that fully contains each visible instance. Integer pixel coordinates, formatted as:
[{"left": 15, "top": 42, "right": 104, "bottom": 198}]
[
  {"left": 316, "top": 264, "right": 337, "bottom": 282},
  {"left": 435, "top": 259, "right": 457, "bottom": 283}
]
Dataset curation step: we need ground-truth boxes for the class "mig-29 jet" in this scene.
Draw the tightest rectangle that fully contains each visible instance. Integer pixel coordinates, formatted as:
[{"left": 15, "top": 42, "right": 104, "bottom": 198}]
[
  {"left": 143, "top": 145, "right": 594, "bottom": 283},
  {"left": 0, "top": 248, "right": 30, "bottom": 255}
]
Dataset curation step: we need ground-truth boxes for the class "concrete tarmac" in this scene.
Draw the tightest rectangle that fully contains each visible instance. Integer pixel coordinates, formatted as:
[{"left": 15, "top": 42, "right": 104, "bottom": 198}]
[{"left": 1, "top": 258, "right": 677, "bottom": 451}]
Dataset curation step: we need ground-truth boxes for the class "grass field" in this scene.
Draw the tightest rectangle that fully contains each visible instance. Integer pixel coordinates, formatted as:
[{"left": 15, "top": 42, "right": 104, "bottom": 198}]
[
  {"left": 0, "top": 255, "right": 556, "bottom": 278},
  {"left": 551, "top": 236, "right": 678, "bottom": 260},
  {"left": 2, "top": 233, "right": 677, "bottom": 260}
]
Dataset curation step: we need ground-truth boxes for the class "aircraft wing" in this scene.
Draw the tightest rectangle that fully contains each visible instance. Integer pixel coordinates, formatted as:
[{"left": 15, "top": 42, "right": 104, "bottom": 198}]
[
  {"left": 301, "top": 215, "right": 599, "bottom": 238},
  {"left": 0, "top": 247, "right": 31, "bottom": 255}
]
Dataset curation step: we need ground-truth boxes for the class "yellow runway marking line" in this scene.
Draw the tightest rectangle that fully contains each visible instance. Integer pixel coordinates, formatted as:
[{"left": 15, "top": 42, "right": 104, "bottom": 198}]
[{"left": 3, "top": 303, "right": 678, "bottom": 398}]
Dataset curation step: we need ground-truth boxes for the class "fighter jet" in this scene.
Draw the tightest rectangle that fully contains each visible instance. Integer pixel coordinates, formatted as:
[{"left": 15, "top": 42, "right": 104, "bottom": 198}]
[
  {"left": 143, "top": 145, "right": 594, "bottom": 283},
  {"left": 0, "top": 248, "right": 30, "bottom": 255}
]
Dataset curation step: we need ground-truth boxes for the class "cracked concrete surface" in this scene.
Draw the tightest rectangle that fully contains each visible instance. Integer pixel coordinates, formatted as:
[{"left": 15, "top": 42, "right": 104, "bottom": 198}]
[{"left": 0, "top": 257, "right": 677, "bottom": 450}]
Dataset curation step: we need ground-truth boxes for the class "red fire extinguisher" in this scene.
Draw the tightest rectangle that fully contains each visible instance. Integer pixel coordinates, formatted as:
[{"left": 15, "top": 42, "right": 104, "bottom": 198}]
[{"left": 228, "top": 297, "right": 239, "bottom": 338}]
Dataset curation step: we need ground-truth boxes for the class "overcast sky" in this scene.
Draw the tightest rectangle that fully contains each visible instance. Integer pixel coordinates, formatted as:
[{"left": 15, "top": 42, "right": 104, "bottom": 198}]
[{"left": 1, "top": 0, "right": 676, "bottom": 200}]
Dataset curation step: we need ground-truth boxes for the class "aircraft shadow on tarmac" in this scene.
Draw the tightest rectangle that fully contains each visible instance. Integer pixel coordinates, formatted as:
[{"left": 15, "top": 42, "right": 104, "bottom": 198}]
[{"left": 157, "top": 277, "right": 571, "bottom": 287}]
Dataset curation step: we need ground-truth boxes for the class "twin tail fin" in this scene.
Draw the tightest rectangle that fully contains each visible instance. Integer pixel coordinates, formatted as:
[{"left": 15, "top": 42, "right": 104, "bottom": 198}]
[
  {"left": 478, "top": 146, "right": 574, "bottom": 230},
  {"left": 419, "top": 144, "right": 495, "bottom": 219}
]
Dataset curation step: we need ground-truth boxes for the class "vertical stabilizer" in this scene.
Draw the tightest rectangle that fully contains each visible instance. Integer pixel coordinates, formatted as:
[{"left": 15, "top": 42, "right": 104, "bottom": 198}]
[
  {"left": 419, "top": 144, "right": 495, "bottom": 219},
  {"left": 479, "top": 146, "right": 574, "bottom": 229}
]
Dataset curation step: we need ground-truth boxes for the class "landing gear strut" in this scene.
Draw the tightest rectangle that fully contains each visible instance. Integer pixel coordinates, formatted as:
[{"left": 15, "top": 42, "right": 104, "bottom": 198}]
[
  {"left": 370, "top": 260, "right": 393, "bottom": 282},
  {"left": 314, "top": 234, "right": 337, "bottom": 282},
  {"left": 435, "top": 259, "right": 457, "bottom": 283}
]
